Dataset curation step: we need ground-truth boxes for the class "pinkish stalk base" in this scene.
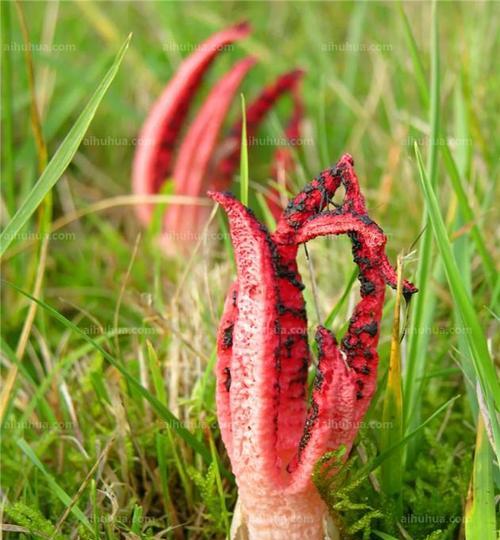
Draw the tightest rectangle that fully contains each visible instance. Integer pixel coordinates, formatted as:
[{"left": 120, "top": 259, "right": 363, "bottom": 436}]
[{"left": 239, "top": 488, "right": 328, "bottom": 540}]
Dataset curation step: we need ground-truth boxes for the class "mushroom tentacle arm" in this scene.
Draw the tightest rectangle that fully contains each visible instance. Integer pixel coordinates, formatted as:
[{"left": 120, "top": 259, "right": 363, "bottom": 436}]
[
  {"left": 284, "top": 326, "right": 358, "bottom": 493},
  {"left": 164, "top": 57, "right": 256, "bottom": 248},
  {"left": 211, "top": 154, "right": 417, "bottom": 538},
  {"left": 209, "top": 191, "right": 284, "bottom": 487},
  {"left": 212, "top": 69, "right": 304, "bottom": 193}
]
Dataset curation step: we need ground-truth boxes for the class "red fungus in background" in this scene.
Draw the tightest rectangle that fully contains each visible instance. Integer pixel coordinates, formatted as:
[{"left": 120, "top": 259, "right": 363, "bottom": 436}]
[
  {"left": 132, "top": 22, "right": 251, "bottom": 224},
  {"left": 210, "top": 154, "right": 417, "bottom": 539},
  {"left": 132, "top": 23, "right": 304, "bottom": 252}
]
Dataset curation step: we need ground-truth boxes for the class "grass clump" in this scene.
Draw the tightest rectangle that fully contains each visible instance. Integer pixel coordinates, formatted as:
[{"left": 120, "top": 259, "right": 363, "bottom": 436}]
[{"left": 314, "top": 426, "right": 472, "bottom": 539}]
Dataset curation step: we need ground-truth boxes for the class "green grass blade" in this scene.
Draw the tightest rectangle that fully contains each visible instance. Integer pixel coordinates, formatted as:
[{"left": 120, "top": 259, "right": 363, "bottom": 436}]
[
  {"left": 1, "top": 1, "right": 15, "bottom": 215},
  {"left": 414, "top": 144, "right": 500, "bottom": 460},
  {"left": 373, "top": 532, "right": 399, "bottom": 540},
  {"left": 398, "top": 3, "right": 429, "bottom": 109},
  {"left": 208, "top": 434, "right": 230, "bottom": 535},
  {"left": 146, "top": 340, "right": 168, "bottom": 405},
  {"left": 427, "top": 0, "right": 440, "bottom": 181},
  {"left": 355, "top": 395, "right": 459, "bottom": 481},
  {"left": 440, "top": 143, "right": 496, "bottom": 288},
  {"left": 404, "top": 0, "right": 440, "bottom": 435},
  {"left": 399, "top": 3, "right": 495, "bottom": 287},
  {"left": 451, "top": 83, "right": 479, "bottom": 419},
  {"left": 323, "top": 268, "right": 357, "bottom": 329},
  {"left": 4, "top": 281, "right": 233, "bottom": 481},
  {"left": 90, "top": 479, "right": 100, "bottom": 539},
  {"left": 130, "top": 505, "right": 143, "bottom": 535},
  {"left": 239, "top": 94, "right": 249, "bottom": 206},
  {"left": 155, "top": 432, "right": 172, "bottom": 514},
  {"left": 335, "top": 0, "right": 367, "bottom": 145},
  {"left": 0, "top": 34, "right": 131, "bottom": 256},
  {"left": 16, "top": 438, "right": 92, "bottom": 532},
  {"left": 317, "top": 77, "right": 332, "bottom": 165},
  {"left": 217, "top": 210, "right": 236, "bottom": 273},
  {"left": 465, "top": 415, "right": 496, "bottom": 540},
  {"left": 255, "top": 192, "right": 277, "bottom": 231}
]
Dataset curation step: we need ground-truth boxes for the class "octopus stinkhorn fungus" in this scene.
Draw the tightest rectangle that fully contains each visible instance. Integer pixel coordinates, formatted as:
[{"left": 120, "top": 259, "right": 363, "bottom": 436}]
[
  {"left": 132, "top": 22, "right": 304, "bottom": 252},
  {"left": 209, "top": 153, "right": 417, "bottom": 539}
]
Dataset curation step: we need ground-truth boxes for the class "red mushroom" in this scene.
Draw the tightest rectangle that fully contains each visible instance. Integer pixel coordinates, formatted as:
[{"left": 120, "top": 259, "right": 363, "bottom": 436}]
[
  {"left": 132, "top": 23, "right": 304, "bottom": 253},
  {"left": 132, "top": 22, "right": 251, "bottom": 224},
  {"left": 209, "top": 154, "right": 417, "bottom": 539}
]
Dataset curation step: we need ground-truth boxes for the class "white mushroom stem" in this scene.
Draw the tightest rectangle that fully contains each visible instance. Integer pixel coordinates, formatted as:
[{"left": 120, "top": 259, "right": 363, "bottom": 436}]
[{"left": 238, "top": 488, "right": 328, "bottom": 540}]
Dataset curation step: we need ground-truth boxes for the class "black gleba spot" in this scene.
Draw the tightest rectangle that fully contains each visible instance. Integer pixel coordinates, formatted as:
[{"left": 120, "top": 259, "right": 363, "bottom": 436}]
[
  {"left": 223, "top": 367, "right": 231, "bottom": 392},
  {"left": 222, "top": 324, "right": 234, "bottom": 349}
]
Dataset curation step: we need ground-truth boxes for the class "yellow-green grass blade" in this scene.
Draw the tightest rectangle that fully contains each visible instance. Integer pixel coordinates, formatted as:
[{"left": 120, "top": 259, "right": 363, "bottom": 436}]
[
  {"left": 15, "top": 0, "right": 48, "bottom": 173},
  {"left": 148, "top": 179, "right": 174, "bottom": 240},
  {"left": 239, "top": 94, "right": 249, "bottom": 207},
  {"left": 465, "top": 415, "right": 496, "bottom": 540},
  {"left": 414, "top": 144, "right": 500, "bottom": 461},
  {"left": 73, "top": 0, "right": 160, "bottom": 92},
  {"left": 0, "top": 34, "right": 131, "bottom": 256},
  {"left": 380, "top": 256, "right": 404, "bottom": 515}
]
